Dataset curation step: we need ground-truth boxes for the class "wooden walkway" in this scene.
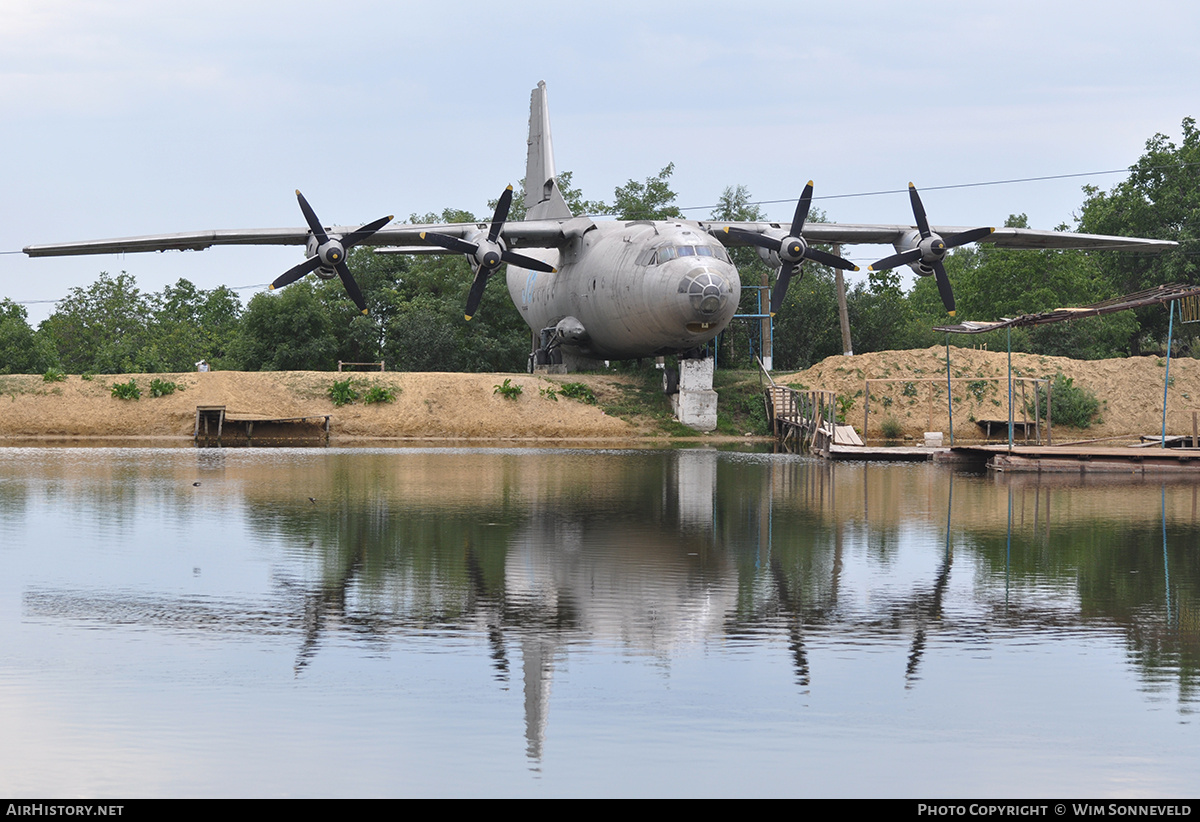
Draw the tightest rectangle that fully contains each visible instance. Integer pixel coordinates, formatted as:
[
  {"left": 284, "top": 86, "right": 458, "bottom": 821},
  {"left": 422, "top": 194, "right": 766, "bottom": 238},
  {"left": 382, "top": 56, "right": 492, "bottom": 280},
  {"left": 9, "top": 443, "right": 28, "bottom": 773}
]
[{"left": 765, "top": 385, "right": 863, "bottom": 455}]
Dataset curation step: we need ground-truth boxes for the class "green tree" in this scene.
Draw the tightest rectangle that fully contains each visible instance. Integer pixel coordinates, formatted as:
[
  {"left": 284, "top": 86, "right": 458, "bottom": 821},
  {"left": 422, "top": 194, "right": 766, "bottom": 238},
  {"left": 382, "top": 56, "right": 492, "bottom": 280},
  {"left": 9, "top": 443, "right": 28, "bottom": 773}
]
[
  {"left": 940, "top": 215, "right": 1136, "bottom": 359},
  {"left": 612, "top": 164, "right": 682, "bottom": 221},
  {"left": 0, "top": 300, "right": 58, "bottom": 374},
  {"left": 1077, "top": 117, "right": 1199, "bottom": 353},
  {"left": 40, "top": 272, "right": 153, "bottom": 373},
  {"left": 845, "top": 268, "right": 923, "bottom": 354},
  {"left": 710, "top": 185, "right": 771, "bottom": 367},
  {"left": 771, "top": 265, "right": 843, "bottom": 370},
  {"left": 148, "top": 279, "right": 243, "bottom": 371},
  {"left": 230, "top": 282, "right": 338, "bottom": 371}
]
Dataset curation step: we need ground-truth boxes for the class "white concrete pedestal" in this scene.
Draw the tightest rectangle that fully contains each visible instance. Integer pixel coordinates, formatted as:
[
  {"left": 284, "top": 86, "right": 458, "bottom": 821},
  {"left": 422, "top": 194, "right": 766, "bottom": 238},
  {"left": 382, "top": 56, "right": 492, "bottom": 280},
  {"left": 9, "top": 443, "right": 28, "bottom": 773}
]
[{"left": 668, "top": 357, "right": 718, "bottom": 432}]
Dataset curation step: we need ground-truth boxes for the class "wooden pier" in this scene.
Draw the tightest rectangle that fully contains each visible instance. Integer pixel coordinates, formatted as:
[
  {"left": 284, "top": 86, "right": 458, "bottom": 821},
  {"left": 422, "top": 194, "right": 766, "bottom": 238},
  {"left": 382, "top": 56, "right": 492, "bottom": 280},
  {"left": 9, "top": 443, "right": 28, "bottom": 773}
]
[
  {"left": 194, "top": 406, "right": 331, "bottom": 445},
  {"left": 947, "top": 443, "right": 1200, "bottom": 474}
]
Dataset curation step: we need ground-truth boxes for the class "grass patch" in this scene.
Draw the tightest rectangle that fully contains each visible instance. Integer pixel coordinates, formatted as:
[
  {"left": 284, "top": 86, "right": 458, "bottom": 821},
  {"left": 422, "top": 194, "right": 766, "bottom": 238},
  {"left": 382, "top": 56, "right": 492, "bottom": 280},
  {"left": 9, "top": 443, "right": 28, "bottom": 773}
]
[
  {"left": 42, "top": 368, "right": 66, "bottom": 383},
  {"left": 713, "top": 370, "right": 769, "bottom": 435},
  {"left": 558, "top": 382, "right": 596, "bottom": 404}
]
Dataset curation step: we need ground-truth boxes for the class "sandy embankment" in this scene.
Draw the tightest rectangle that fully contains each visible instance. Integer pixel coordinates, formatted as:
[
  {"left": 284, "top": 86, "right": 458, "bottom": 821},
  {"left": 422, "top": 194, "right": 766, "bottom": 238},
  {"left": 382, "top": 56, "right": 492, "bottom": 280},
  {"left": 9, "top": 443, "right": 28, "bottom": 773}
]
[
  {"left": 0, "top": 371, "right": 636, "bottom": 441},
  {"left": 1, "top": 347, "right": 1197, "bottom": 442}
]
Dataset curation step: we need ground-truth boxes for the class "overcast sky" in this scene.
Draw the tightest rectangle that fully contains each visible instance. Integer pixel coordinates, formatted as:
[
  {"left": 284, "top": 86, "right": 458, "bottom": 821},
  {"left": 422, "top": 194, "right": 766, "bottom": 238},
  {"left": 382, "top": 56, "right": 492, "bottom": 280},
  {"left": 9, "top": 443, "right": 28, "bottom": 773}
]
[{"left": 3, "top": 0, "right": 1197, "bottom": 323}]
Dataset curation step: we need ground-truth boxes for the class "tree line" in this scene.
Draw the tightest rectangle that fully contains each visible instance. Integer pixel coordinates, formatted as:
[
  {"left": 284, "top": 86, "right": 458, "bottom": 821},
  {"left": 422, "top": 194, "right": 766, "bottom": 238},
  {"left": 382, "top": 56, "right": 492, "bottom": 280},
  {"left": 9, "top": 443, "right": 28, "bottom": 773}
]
[{"left": 2, "top": 119, "right": 1196, "bottom": 376}]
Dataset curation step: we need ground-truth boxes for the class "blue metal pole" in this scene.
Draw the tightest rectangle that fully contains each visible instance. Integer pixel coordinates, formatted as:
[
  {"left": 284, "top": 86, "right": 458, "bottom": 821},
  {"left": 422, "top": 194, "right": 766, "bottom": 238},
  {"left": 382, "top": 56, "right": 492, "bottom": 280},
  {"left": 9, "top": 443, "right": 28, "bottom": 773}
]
[
  {"left": 1007, "top": 327, "right": 1014, "bottom": 450},
  {"left": 1161, "top": 300, "right": 1175, "bottom": 448},
  {"left": 945, "top": 334, "right": 954, "bottom": 446}
]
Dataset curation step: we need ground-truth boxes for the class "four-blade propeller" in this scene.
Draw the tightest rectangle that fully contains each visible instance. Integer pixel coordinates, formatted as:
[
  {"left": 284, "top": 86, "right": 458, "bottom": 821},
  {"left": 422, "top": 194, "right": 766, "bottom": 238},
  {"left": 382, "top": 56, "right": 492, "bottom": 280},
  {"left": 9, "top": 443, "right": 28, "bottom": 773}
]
[
  {"left": 867, "top": 183, "right": 993, "bottom": 317},
  {"left": 419, "top": 185, "right": 557, "bottom": 320},
  {"left": 724, "top": 181, "right": 859, "bottom": 316},
  {"left": 270, "top": 190, "right": 393, "bottom": 315}
]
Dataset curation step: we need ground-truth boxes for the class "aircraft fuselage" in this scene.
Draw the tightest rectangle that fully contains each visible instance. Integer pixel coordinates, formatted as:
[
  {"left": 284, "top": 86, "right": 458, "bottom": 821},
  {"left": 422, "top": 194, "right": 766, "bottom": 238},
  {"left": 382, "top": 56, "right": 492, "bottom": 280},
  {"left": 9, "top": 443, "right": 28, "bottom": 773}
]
[{"left": 506, "top": 220, "right": 740, "bottom": 361}]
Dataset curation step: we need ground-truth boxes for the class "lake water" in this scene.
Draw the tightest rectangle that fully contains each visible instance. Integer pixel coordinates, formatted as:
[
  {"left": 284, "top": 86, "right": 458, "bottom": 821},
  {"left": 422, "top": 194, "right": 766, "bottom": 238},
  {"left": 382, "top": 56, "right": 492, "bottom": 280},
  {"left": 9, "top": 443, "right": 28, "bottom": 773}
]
[{"left": 1, "top": 445, "right": 1197, "bottom": 798}]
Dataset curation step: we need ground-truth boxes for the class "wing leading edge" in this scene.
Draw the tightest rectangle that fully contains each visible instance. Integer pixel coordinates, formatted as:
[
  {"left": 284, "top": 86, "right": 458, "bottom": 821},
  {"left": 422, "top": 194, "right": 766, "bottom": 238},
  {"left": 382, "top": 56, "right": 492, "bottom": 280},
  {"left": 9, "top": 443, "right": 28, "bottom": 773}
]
[
  {"left": 705, "top": 221, "right": 1178, "bottom": 252},
  {"left": 23, "top": 218, "right": 590, "bottom": 258}
]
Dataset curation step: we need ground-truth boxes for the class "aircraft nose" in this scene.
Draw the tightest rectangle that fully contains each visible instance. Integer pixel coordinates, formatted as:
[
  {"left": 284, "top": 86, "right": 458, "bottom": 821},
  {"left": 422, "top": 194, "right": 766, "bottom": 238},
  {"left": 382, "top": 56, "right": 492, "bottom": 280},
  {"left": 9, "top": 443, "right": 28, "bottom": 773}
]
[{"left": 679, "top": 267, "right": 733, "bottom": 318}]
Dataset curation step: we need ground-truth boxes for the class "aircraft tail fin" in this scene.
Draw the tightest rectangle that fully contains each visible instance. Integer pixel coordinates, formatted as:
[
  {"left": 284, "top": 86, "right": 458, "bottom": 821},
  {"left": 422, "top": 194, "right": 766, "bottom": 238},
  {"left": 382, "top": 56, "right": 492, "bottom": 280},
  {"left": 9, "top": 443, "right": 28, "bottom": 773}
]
[{"left": 524, "top": 81, "right": 573, "bottom": 221}]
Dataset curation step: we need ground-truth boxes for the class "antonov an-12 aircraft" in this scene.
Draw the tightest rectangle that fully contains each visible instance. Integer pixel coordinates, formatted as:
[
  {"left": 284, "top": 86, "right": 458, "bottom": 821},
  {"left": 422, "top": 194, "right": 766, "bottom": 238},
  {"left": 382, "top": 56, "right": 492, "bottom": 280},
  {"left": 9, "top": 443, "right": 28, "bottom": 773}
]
[{"left": 24, "top": 82, "right": 1176, "bottom": 429}]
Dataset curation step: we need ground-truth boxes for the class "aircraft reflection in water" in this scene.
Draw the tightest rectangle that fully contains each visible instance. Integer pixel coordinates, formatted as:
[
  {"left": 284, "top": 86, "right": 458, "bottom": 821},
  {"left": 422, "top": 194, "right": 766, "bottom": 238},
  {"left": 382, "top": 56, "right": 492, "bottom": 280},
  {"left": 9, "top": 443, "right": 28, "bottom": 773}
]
[{"left": 15, "top": 449, "right": 1200, "bottom": 767}]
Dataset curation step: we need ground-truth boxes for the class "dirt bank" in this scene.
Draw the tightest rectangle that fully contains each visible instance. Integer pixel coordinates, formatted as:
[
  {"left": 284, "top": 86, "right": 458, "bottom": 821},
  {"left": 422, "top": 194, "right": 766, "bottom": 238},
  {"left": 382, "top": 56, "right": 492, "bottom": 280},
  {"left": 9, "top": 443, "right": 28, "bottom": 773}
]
[
  {"left": 779, "top": 346, "right": 1200, "bottom": 443},
  {"left": 0, "top": 371, "right": 637, "bottom": 441},
  {"left": 2, "top": 348, "right": 1196, "bottom": 443}
]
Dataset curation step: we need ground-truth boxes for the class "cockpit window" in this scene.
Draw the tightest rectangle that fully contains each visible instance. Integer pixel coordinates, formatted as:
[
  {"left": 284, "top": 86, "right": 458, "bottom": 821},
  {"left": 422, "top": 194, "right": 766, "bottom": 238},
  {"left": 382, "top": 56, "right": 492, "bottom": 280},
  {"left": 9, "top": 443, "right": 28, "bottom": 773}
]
[{"left": 652, "top": 245, "right": 729, "bottom": 265}]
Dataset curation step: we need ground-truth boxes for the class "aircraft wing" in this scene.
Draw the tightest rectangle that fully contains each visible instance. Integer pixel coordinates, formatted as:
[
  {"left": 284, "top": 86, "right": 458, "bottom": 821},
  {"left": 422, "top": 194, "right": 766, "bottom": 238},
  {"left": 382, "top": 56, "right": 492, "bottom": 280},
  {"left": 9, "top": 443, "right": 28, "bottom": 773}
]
[
  {"left": 704, "top": 221, "right": 1178, "bottom": 252},
  {"left": 23, "top": 217, "right": 590, "bottom": 258}
]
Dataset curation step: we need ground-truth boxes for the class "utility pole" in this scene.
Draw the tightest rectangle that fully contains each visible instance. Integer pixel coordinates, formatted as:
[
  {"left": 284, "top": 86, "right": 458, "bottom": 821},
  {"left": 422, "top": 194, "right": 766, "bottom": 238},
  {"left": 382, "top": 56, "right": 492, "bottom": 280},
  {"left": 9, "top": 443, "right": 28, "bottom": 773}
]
[{"left": 834, "top": 243, "right": 853, "bottom": 356}]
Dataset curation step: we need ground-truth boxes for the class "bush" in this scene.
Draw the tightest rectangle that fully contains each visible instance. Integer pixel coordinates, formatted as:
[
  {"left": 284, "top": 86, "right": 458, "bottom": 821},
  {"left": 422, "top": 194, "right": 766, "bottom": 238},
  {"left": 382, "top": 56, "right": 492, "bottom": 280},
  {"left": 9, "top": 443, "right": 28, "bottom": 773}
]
[
  {"left": 363, "top": 385, "right": 397, "bottom": 404},
  {"left": 493, "top": 378, "right": 522, "bottom": 400},
  {"left": 880, "top": 416, "right": 903, "bottom": 441},
  {"left": 328, "top": 378, "right": 359, "bottom": 407},
  {"left": 111, "top": 379, "right": 140, "bottom": 400},
  {"left": 149, "top": 378, "right": 180, "bottom": 397},
  {"left": 42, "top": 367, "right": 66, "bottom": 383},
  {"left": 1028, "top": 373, "right": 1100, "bottom": 429}
]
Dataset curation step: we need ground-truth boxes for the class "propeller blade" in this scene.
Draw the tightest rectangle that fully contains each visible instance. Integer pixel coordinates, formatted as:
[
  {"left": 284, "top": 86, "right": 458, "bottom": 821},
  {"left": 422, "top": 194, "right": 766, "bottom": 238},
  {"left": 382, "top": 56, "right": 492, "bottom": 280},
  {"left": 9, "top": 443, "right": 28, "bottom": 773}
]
[
  {"left": 341, "top": 215, "right": 394, "bottom": 249},
  {"left": 464, "top": 270, "right": 490, "bottom": 321},
  {"left": 420, "top": 231, "right": 479, "bottom": 256},
  {"left": 908, "top": 183, "right": 931, "bottom": 238},
  {"left": 944, "top": 226, "right": 995, "bottom": 250},
  {"left": 805, "top": 247, "right": 859, "bottom": 271},
  {"left": 769, "top": 263, "right": 800, "bottom": 316},
  {"left": 489, "top": 186, "right": 514, "bottom": 244},
  {"left": 501, "top": 250, "right": 556, "bottom": 273},
  {"left": 295, "top": 190, "right": 330, "bottom": 245},
  {"left": 868, "top": 248, "right": 921, "bottom": 271},
  {"left": 724, "top": 227, "right": 781, "bottom": 252},
  {"left": 933, "top": 260, "right": 956, "bottom": 315},
  {"left": 271, "top": 256, "right": 322, "bottom": 290},
  {"left": 335, "top": 262, "right": 369, "bottom": 315},
  {"left": 789, "top": 181, "right": 814, "bottom": 237}
]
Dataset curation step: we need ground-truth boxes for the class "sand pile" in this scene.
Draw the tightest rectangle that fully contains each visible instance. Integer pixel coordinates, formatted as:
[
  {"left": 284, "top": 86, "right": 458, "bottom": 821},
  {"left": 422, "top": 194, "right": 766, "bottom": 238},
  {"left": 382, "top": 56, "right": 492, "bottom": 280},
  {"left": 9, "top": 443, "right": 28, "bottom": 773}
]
[{"left": 778, "top": 346, "right": 1200, "bottom": 442}]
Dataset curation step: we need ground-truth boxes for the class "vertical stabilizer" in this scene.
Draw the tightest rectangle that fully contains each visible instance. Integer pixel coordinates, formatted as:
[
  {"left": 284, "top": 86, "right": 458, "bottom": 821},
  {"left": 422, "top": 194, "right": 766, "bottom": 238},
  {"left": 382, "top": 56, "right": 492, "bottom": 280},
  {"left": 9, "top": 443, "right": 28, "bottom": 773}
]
[{"left": 524, "top": 81, "right": 573, "bottom": 221}]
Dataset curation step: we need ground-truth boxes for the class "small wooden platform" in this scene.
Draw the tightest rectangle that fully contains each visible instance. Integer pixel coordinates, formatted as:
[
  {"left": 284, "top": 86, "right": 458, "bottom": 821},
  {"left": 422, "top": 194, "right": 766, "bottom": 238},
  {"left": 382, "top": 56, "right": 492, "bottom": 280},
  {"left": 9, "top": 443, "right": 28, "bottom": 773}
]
[
  {"left": 951, "top": 443, "right": 1200, "bottom": 474},
  {"left": 194, "top": 406, "right": 331, "bottom": 445}
]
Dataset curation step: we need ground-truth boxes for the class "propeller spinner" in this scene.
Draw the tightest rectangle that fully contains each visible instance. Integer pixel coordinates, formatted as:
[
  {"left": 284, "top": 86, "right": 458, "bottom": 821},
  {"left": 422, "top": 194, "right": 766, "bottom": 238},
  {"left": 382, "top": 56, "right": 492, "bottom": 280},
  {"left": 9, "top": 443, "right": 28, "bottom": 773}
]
[
  {"left": 270, "top": 190, "right": 393, "bottom": 315},
  {"left": 420, "top": 185, "right": 557, "bottom": 320},
  {"left": 867, "top": 183, "right": 994, "bottom": 317},
  {"left": 724, "top": 181, "right": 859, "bottom": 316}
]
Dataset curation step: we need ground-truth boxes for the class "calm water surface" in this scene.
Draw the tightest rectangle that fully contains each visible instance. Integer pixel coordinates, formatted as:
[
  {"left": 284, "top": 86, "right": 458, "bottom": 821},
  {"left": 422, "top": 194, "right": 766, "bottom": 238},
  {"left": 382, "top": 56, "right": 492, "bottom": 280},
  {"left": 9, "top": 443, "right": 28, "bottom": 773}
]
[{"left": 0, "top": 446, "right": 1197, "bottom": 797}]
